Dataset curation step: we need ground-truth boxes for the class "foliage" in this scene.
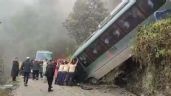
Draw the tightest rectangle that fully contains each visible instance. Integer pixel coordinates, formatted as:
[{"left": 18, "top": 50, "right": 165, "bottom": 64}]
[
  {"left": 132, "top": 18, "right": 171, "bottom": 95},
  {"left": 64, "top": 0, "right": 109, "bottom": 44},
  {"left": 133, "top": 18, "right": 171, "bottom": 65}
]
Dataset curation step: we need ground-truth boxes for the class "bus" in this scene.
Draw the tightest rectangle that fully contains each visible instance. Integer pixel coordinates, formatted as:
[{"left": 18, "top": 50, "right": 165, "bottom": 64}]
[
  {"left": 35, "top": 50, "right": 53, "bottom": 61},
  {"left": 72, "top": 0, "right": 168, "bottom": 83}
]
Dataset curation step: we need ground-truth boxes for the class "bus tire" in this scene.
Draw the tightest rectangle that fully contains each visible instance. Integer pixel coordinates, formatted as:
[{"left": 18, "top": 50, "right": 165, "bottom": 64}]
[{"left": 89, "top": 77, "right": 99, "bottom": 85}]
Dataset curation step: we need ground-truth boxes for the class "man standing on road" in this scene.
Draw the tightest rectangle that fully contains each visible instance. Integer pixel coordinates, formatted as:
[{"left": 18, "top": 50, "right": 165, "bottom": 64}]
[
  {"left": 32, "top": 60, "right": 40, "bottom": 80},
  {"left": 39, "top": 61, "right": 43, "bottom": 78},
  {"left": 43, "top": 59, "right": 48, "bottom": 82},
  {"left": 21, "top": 57, "right": 32, "bottom": 86},
  {"left": 45, "top": 60, "right": 55, "bottom": 92},
  {"left": 11, "top": 57, "right": 19, "bottom": 81}
]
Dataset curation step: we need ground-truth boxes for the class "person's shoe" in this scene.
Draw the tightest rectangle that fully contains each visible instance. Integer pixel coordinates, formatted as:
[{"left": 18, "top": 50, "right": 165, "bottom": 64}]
[
  {"left": 48, "top": 89, "right": 53, "bottom": 92},
  {"left": 24, "top": 83, "right": 28, "bottom": 86}
]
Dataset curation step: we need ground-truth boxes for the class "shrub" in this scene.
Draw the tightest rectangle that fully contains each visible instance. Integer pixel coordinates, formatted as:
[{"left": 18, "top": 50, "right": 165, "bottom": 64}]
[{"left": 132, "top": 17, "right": 171, "bottom": 95}]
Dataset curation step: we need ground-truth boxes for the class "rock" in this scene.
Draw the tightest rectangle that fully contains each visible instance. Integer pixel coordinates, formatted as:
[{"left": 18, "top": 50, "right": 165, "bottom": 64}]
[
  {"left": 166, "top": 85, "right": 170, "bottom": 89},
  {"left": 156, "top": 93, "right": 165, "bottom": 96},
  {"left": 80, "top": 84, "right": 93, "bottom": 90},
  {"left": 4, "top": 84, "right": 13, "bottom": 88},
  {"left": 0, "top": 84, "right": 15, "bottom": 90}
]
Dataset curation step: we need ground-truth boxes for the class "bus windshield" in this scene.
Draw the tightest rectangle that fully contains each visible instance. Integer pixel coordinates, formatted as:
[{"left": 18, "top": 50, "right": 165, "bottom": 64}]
[{"left": 35, "top": 51, "right": 53, "bottom": 61}]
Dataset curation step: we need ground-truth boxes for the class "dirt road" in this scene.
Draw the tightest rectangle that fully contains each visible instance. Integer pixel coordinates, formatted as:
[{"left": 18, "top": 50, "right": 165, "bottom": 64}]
[{"left": 12, "top": 77, "right": 136, "bottom": 96}]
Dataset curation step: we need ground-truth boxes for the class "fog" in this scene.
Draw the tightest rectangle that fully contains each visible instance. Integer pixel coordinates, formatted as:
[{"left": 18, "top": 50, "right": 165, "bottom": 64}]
[
  {"left": 0, "top": 0, "right": 121, "bottom": 79},
  {"left": 0, "top": 0, "right": 76, "bottom": 76}
]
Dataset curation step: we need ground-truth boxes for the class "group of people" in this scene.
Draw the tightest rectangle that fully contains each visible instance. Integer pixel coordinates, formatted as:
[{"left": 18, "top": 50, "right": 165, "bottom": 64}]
[
  {"left": 45, "top": 58, "right": 78, "bottom": 92},
  {"left": 11, "top": 57, "right": 78, "bottom": 92},
  {"left": 54, "top": 59, "right": 78, "bottom": 86}
]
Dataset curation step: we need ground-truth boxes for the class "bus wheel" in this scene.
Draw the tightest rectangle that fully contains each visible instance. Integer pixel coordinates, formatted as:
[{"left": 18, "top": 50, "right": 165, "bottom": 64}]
[{"left": 89, "top": 77, "right": 99, "bottom": 85}]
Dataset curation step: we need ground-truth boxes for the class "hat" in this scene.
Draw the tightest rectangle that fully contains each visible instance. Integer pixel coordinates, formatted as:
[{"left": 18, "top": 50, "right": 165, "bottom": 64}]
[{"left": 26, "top": 57, "right": 30, "bottom": 59}]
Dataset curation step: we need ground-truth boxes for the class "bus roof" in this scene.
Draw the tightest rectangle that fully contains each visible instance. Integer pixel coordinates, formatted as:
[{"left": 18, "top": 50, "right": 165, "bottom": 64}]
[{"left": 36, "top": 50, "right": 52, "bottom": 54}]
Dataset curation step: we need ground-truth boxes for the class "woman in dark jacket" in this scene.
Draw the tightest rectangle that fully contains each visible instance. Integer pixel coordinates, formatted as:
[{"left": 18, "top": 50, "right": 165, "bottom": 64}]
[{"left": 11, "top": 57, "right": 19, "bottom": 81}]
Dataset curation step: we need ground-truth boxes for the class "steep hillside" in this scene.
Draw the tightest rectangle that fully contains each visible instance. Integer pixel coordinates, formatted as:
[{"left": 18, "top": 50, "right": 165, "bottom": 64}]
[{"left": 129, "top": 18, "right": 171, "bottom": 96}]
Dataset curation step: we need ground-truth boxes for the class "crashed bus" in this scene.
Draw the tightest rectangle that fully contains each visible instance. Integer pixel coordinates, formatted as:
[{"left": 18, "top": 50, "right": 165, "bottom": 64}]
[{"left": 71, "top": 0, "right": 168, "bottom": 83}]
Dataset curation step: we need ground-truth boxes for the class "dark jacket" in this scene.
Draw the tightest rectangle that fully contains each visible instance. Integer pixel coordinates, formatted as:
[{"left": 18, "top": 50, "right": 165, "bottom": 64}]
[
  {"left": 11, "top": 60, "right": 19, "bottom": 77},
  {"left": 45, "top": 63, "right": 55, "bottom": 78},
  {"left": 21, "top": 59, "right": 32, "bottom": 73},
  {"left": 32, "top": 61, "right": 40, "bottom": 71},
  {"left": 39, "top": 63, "right": 43, "bottom": 72}
]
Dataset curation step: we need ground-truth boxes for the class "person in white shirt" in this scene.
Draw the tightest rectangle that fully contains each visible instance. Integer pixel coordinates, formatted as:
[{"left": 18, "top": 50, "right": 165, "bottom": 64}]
[
  {"left": 67, "top": 59, "right": 78, "bottom": 86},
  {"left": 42, "top": 59, "right": 48, "bottom": 82},
  {"left": 55, "top": 60, "right": 64, "bottom": 85},
  {"left": 43, "top": 59, "right": 48, "bottom": 75},
  {"left": 62, "top": 61, "right": 69, "bottom": 85}
]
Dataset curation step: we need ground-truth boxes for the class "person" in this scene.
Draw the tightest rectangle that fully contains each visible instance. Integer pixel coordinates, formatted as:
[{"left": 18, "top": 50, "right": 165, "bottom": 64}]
[
  {"left": 21, "top": 57, "right": 32, "bottom": 86},
  {"left": 45, "top": 60, "right": 55, "bottom": 92},
  {"left": 43, "top": 59, "right": 48, "bottom": 74},
  {"left": 43, "top": 59, "right": 48, "bottom": 82},
  {"left": 67, "top": 59, "right": 78, "bottom": 86},
  {"left": 55, "top": 60, "right": 64, "bottom": 85},
  {"left": 39, "top": 61, "right": 43, "bottom": 78},
  {"left": 54, "top": 60, "right": 59, "bottom": 81},
  {"left": 62, "top": 60, "right": 69, "bottom": 85},
  {"left": 11, "top": 57, "right": 19, "bottom": 81},
  {"left": 32, "top": 60, "right": 40, "bottom": 80}
]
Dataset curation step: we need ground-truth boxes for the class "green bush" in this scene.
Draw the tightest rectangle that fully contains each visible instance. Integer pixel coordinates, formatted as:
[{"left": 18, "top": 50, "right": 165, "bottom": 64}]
[
  {"left": 132, "top": 18, "right": 171, "bottom": 95},
  {"left": 133, "top": 18, "right": 171, "bottom": 65}
]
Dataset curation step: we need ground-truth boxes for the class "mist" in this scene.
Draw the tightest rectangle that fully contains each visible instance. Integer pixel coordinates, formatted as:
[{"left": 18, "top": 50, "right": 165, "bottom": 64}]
[{"left": 0, "top": 0, "right": 76, "bottom": 77}]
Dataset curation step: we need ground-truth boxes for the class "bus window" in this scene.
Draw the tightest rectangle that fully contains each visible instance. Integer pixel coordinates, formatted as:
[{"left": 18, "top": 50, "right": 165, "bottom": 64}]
[
  {"left": 117, "top": 6, "right": 145, "bottom": 33},
  {"left": 137, "top": 0, "right": 166, "bottom": 17},
  {"left": 94, "top": 40, "right": 107, "bottom": 56},
  {"left": 100, "top": 24, "right": 122, "bottom": 48},
  {"left": 85, "top": 48, "right": 96, "bottom": 61},
  {"left": 84, "top": 40, "right": 104, "bottom": 62},
  {"left": 78, "top": 53, "right": 92, "bottom": 67},
  {"left": 89, "top": 42, "right": 100, "bottom": 59}
]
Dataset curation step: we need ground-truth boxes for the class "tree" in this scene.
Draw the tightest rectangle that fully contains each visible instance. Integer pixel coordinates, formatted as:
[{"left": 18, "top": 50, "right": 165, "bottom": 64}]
[{"left": 64, "top": 0, "right": 109, "bottom": 44}]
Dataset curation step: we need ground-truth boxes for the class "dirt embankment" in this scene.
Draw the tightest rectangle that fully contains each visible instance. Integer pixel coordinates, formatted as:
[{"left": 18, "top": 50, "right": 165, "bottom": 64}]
[{"left": 0, "top": 89, "right": 10, "bottom": 96}]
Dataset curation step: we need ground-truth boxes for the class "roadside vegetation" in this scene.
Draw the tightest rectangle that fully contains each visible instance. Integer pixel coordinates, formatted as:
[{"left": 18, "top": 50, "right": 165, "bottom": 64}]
[{"left": 130, "top": 17, "right": 171, "bottom": 96}]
